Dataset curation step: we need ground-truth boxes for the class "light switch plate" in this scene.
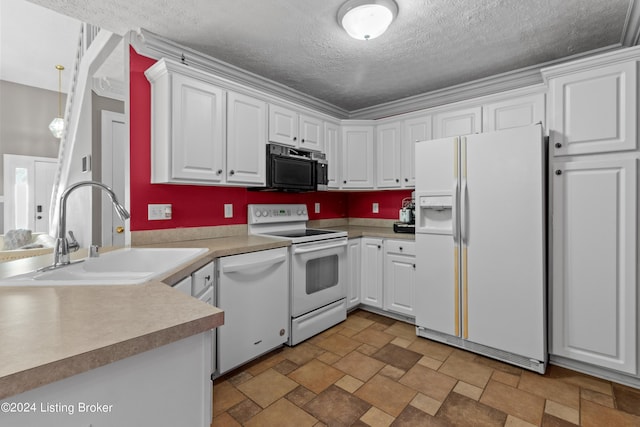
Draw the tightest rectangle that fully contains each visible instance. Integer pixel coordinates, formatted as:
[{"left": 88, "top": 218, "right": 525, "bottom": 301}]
[
  {"left": 224, "top": 204, "right": 233, "bottom": 218},
  {"left": 372, "top": 203, "right": 379, "bottom": 213},
  {"left": 315, "top": 202, "right": 320, "bottom": 214},
  {"left": 148, "top": 204, "right": 172, "bottom": 220}
]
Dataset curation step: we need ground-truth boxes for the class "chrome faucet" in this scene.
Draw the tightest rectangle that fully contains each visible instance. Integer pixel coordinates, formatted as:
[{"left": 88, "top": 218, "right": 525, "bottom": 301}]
[{"left": 53, "top": 181, "right": 130, "bottom": 267}]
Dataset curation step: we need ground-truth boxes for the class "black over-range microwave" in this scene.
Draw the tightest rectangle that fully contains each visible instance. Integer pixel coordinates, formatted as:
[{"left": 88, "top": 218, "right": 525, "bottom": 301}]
[{"left": 250, "top": 144, "right": 328, "bottom": 192}]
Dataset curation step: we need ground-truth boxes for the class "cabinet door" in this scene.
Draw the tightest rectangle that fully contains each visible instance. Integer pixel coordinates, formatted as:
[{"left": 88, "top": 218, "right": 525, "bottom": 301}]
[
  {"left": 551, "top": 157, "right": 637, "bottom": 374},
  {"left": 341, "top": 126, "right": 375, "bottom": 188},
  {"left": 299, "top": 114, "right": 324, "bottom": 152},
  {"left": 376, "top": 122, "right": 402, "bottom": 188},
  {"left": 347, "top": 239, "right": 361, "bottom": 309},
  {"left": 360, "top": 238, "right": 383, "bottom": 308},
  {"left": 324, "top": 122, "right": 341, "bottom": 189},
  {"left": 227, "top": 92, "right": 267, "bottom": 185},
  {"left": 483, "top": 93, "right": 545, "bottom": 132},
  {"left": 384, "top": 241, "right": 416, "bottom": 316},
  {"left": 433, "top": 106, "right": 481, "bottom": 138},
  {"left": 171, "top": 73, "right": 224, "bottom": 182},
  {"left": 549, "top": 61, "right": 637, "bottom": 156},
  {"left": 403, "top": 115, "right": 431, "bottom": 187},
  {"left": 268, "top": 104, "right": 298, "bottom": 146}
]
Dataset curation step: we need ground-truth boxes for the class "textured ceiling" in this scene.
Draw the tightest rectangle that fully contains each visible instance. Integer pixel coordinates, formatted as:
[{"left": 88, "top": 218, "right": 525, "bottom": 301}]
[{"left": 19, "top": 0, "right": 637, "bottom": 111}]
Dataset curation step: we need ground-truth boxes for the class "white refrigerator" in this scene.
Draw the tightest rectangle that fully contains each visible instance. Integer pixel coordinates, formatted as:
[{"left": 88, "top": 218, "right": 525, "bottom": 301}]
[{"left": 414, "top": 124, "right": 547, "bottom": 373}]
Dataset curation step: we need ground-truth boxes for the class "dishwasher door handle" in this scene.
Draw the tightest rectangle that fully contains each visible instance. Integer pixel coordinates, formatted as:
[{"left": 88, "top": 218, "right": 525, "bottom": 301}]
[
  {"left": 292, "top": 240, "right": 348, "bottom": 254},
  {"left": 221, "top": 254, "right": 287, "bottom": 274}
]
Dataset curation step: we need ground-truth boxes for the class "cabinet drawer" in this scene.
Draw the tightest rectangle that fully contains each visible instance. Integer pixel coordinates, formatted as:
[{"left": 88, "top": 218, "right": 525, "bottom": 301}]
[
  {"left": 385, "top": 240, "right": 416, "bottom": 256},
  {"left": 192, "top": 262, "right": 214, "bottom": 297}
]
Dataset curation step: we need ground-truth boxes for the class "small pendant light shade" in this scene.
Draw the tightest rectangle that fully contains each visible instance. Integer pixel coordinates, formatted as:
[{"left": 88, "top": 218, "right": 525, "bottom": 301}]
[{"left": 49, "top": 65, "right": 65, "bottom": 139}]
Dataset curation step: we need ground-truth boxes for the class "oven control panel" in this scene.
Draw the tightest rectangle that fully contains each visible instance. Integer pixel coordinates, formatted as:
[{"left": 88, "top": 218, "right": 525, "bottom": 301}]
[{"left": 248, "top": 204, "right": 309, "bottom": 224}]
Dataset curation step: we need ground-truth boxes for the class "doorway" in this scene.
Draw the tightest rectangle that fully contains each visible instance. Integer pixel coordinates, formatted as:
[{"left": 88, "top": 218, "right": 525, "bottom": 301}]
[
  {"left": 100, "top": 110, "right": 125, "bottom": 247},
  {"left": 3, "top": 154, "right": 57, "bottom": 234}
]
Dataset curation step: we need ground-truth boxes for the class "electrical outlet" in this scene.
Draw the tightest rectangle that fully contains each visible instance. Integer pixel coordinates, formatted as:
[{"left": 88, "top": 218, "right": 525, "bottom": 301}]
[
  {"left": 315, "top": 202, "right": 320, "bottom": 214},
  {"left": 224, "top": 204, "right": 233, "bottom": 218},
  {"left": 372, "top": 202, "right": 379, "bottom": 214},
  {"left": 148, "top": 204, "right": 172, "bottom": 220}
]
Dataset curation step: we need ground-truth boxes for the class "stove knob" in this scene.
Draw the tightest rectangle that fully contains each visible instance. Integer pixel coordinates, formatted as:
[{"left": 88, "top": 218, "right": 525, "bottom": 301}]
[
  {"left": 297, "top": 209, "right": 303, "bottom": 215},
  {"left": 302, "top": 209, "right": 307, "bottom": 215},
  {"left": 262, "top": 210, "right": 269, "bottom": 217},
  {"left": 255, "top": 210, "right": 261, "bottom": 217}
]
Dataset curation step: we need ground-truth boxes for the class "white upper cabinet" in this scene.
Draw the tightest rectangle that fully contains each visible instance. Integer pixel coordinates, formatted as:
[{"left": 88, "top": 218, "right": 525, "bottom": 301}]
[
  {"left": 268, "top": 104, "right": 298, "bottom": 147},
  {"left": 376, "top": 121, "right": 402, "bottom": 188},
  {"left": 226, "top": 92, "right": 267, "bottom": 185},
  {"left": 403, "top": 115, "right": 432, "bottom": 187},
  {"left": 268, "top": 104, "right": 324, "bottom": 151},
  {"left": 146, "top": 59, "right": 225, "bottom": 184},
  {"left": 433, "top": 106, "right": 482, "bottom": 138},
  {"left": 324, "top": 122, "right": 341, "bottom": 189},
  {"left": 545, "top": 59, "right": 637, "bottom": 156},
  {"left": 341, "top": 125, "right": 375, "bottom": 188},
  {"left": 551, "top": 157, "right": 637, "bottom": 374},
  {"left": 482, "top": 93, "right": 545, "bottom": 132},
  {"left": 299, "top": 114, "right": 324, "bottom": 151}
]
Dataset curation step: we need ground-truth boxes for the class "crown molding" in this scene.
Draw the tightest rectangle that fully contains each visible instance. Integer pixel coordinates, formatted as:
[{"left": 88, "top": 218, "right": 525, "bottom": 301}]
[
  {"left": 541, "top": 44, "right": 640, "bottom": 82},
  {"left": 130, "top": 29, "right": 350, "bottom": 119},
  {"left": 622, "top": 0, "right": 640, "bottom": 46},
  {"left": 130, "top": 28, "right": 632, "bottom": 122},
  {"left": 92, "top": 76, "right": 125, "bottom": 101},
  {"left": 350, "top": 44, "right": 623, "bottom": 120}
]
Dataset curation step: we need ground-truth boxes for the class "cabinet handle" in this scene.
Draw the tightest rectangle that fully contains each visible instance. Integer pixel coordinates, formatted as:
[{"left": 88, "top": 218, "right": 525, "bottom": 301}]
[
  {"left": 395, "top": 178, "right": 399, "bottom": 183},
  {"left": 555, "top": 142, "right": 562, "bottom": 149},
  {"left": 204, "top": 275, "right": 211, "bottom": 281},
  {"left": 404, "top": 178, "right": 408, "bottom": 182},
  {"left": 301, "top": 138, "right": 305, "bottom": 143},
  {"left": 399, "top": 246, "right": 403, "bottom": 251},
  {"left": 216, "top": 169, "right": 222, "bottom": 175},
  {"left": 555, "top": 170, "right": 562, "bottom": 176},
  {"left": 377, "top": 245, "right": 381, "bottom": 249},
  {"left": 229, "top": 170, "right": 235, "bottom": 176},
  {"left": 343, "top": 180, "right": 347, "bottom": 184},
  {"left": 413, "top": 264, "right": 416, "bottom": 269},
  {"left": 293, "top": 136, "right": 297, "bottom": 142}
]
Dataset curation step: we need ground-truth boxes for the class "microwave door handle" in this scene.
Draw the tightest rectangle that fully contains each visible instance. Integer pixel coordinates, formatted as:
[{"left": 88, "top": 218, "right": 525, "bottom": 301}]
[{"left": 292, "top": 240, "right": 348, "bottom": 254}]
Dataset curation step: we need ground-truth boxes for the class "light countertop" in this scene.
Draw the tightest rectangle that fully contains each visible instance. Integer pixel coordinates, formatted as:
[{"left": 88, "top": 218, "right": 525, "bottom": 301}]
[{"left": 0, "top": 226, "right": 406, "bottom": 400}]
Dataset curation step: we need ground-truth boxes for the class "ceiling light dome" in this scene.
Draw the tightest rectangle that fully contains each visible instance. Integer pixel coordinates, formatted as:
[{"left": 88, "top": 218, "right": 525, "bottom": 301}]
[{"left": 338, "top": 0, "right": 398, "bottom": 41}]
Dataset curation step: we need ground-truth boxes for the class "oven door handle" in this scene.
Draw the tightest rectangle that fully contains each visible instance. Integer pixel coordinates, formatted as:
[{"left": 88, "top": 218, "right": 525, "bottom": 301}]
[
  {"left": 221, "top": 253, "right": 287, "bottom": 274},
  {"left": 292, "top": 240, "right": 348, "bottom": 254}
]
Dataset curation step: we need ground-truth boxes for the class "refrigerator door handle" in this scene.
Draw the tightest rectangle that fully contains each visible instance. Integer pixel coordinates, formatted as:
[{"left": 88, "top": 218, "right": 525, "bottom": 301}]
[
  {"left": 461, "top": 178, "right": 468, "bottom": 244},
  {"left": 452, "top": 179, "right": 459, "bottom": 243}
]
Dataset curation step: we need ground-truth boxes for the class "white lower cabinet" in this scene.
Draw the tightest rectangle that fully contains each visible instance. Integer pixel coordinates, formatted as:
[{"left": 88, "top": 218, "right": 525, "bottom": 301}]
[
  {"left": 347, "top": 238, "right": 361, "bottom": 309},
  {"left": 360, "top": 238, "right": 384, "bottom": 308},
  {"left": 216, "top": 248, "right": 289, "bottom": 375},
  {"left": 0, "top": 333, "right": 213, "bottom": 427},
  {"left": 551, "top": 156, "right": 638, "bottom": 375},
  {"left": 383, "top": 240, "right": 416, "bottom": 316}
]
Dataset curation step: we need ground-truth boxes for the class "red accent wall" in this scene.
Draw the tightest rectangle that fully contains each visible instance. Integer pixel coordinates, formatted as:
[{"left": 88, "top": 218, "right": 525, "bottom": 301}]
[{"left": 129, "top": 47, "right": 411, "bottom": 231}]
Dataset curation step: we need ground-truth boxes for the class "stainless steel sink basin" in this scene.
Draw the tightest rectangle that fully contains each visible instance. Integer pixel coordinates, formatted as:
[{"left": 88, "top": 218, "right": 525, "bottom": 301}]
[{"left": 1, "top": 247, "right": 208, "bottom": 286}]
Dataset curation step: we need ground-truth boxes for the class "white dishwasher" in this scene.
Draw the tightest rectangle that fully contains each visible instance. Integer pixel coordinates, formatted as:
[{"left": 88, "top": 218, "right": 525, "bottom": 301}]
[{"left": 216, "top": 247, "right": 289, "bottom": 375}]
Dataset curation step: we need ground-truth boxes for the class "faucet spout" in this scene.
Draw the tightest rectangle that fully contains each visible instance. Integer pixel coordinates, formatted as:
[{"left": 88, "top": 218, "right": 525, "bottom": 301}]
[{"left": 53, "top": 180, "right": 130, "bottom": 267}]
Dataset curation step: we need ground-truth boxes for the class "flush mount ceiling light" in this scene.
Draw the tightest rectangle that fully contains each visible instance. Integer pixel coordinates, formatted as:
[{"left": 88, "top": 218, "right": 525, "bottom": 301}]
[
  {"left": 49, "top": 64, "right": 65, "bottom": 139},
  {"left": 337, "top": 0, "right": 398, "bottom": 41}
]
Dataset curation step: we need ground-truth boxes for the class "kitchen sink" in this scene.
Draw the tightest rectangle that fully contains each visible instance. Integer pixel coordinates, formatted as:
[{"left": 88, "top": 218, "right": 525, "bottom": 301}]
[{"left": 0, "top": 247, "right": 208, "bottom": 286}]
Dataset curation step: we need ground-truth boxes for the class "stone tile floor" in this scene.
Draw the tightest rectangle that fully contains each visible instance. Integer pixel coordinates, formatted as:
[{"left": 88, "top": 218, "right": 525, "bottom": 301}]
[{"left": 212, "top": 310, "right": 640, "bottom": 426}]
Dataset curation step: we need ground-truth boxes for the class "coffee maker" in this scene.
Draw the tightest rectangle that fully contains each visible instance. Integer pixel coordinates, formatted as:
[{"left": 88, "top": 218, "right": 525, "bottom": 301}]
[{"left": 394, "top": 193, "right": 415, "bottom": 233}]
